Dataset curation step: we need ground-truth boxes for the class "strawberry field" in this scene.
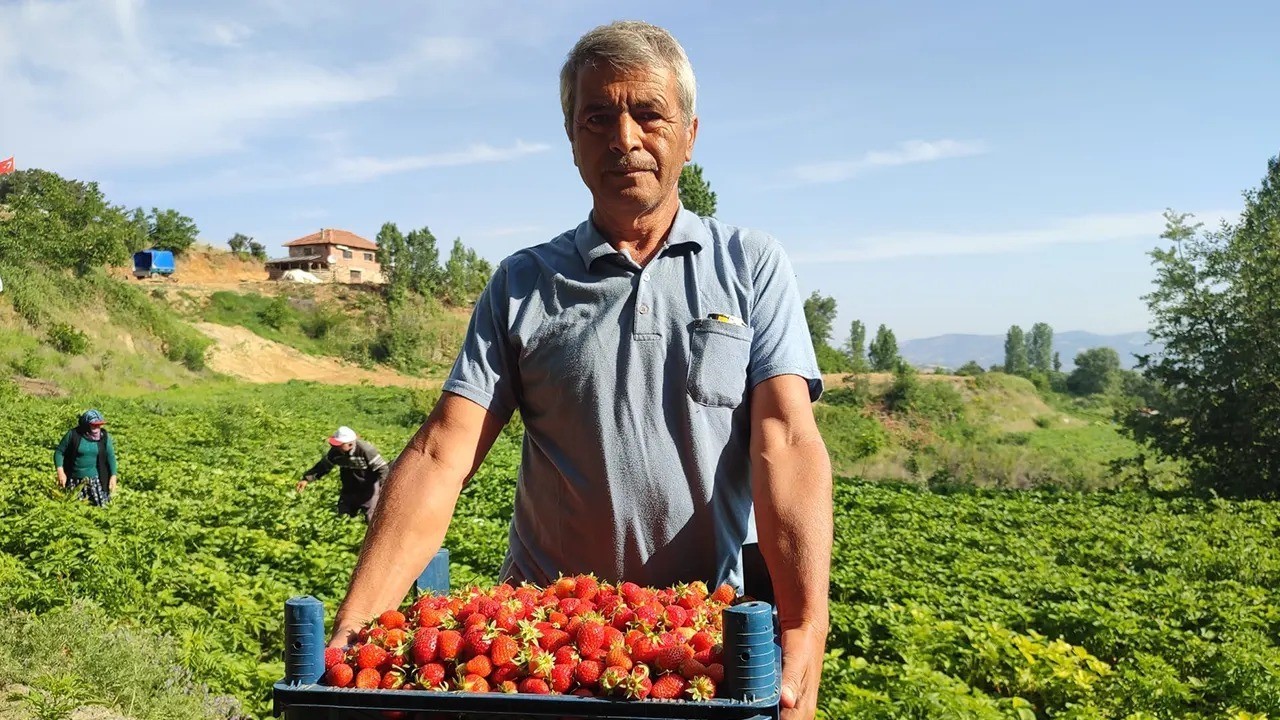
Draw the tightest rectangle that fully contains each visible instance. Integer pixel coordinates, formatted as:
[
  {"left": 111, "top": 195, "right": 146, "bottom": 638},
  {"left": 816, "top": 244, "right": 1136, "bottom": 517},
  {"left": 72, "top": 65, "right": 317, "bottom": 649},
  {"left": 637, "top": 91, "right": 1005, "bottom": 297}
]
[{"left": 1, "top": 379, "right": 1278, "bottom": 719}]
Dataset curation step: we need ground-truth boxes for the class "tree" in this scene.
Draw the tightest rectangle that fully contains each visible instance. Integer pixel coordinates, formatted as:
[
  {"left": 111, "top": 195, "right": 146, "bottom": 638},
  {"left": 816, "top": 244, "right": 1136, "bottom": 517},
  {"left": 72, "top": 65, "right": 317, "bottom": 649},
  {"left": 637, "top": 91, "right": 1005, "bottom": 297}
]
[
  {"left": 0, "top": 169, "right": 137, "bottom": 273},
  {"left": 1123, "top": 156, "right": 1280, "bottom": 497},
  {"left": 956, "top": 360, "right": 986, "bottom": 377},
  {"left": 248, "top": 241, "right": 267, "bottom": 261},
  {"left": 1003, "top": 325, "right": 1029, "bottom": 376},
  {"left": 376, "top": 222, "right": 409, "bottom": 302},
  {"left": 1053, "top": 352, "right": 1062, "bottom": 373},
  {"left": 1027, "top": 322, "right": 1054, "bottom": 374},
  {"left": 868, "top": 324, "right": 900, "bottom": 372},
  {"left": 442, "top": 237, "right": 492, "bottom": 304},
  {"left": 227, "top": 233, "right": 251, "bottom": 256},
  {"left": 678, "top": 163, "right": 717, "bottom": 217},
  {"left": 845, "top": 319, "right": 868, "bottom": 372},
  {"left": 802, "top": 291, "right": 837, "bottom": 350},
  {"left": 148, "top": 208, "right": 199, "bottom": 254},
  {"left": 404, "top": 226, "right": 442, "bottom": 296},
  {"left": 1066, "top": 347, "right": 1121, "bottom": 396}
]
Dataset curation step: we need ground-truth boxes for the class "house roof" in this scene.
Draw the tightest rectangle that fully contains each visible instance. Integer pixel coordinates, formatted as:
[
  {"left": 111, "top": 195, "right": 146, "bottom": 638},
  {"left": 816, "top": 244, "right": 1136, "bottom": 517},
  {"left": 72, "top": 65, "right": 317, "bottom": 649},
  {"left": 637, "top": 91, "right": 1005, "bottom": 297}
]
[
  {"left": 283, "top": 228, "right": 378, "bottom": 252},
  {"left": 266, "top": 253, "right": 328, "bottom": 266}
]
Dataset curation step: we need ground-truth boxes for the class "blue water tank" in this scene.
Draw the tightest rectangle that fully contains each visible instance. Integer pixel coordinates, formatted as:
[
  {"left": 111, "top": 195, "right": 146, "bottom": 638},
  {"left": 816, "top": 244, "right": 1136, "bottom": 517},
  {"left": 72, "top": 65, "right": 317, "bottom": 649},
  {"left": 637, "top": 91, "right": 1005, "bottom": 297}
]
[{"left": 132, "top": 250, "right": 176, "bottom": 276}]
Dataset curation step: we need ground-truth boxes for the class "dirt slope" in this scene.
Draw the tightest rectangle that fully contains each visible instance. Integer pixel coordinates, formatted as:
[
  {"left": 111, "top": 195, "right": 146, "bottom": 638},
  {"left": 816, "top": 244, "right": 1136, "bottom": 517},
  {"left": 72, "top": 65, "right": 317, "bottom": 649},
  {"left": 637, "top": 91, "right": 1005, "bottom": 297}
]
[{"left": 194, "top": 322, "right": 435, "bottom": 387}]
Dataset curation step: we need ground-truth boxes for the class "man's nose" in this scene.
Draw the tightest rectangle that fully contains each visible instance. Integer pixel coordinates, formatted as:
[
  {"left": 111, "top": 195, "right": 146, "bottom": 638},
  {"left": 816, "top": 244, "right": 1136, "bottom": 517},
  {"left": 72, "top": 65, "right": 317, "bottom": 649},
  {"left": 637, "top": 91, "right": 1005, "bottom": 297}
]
[{"left": 608, "top": 113, "right": 642, "bottom": 155}]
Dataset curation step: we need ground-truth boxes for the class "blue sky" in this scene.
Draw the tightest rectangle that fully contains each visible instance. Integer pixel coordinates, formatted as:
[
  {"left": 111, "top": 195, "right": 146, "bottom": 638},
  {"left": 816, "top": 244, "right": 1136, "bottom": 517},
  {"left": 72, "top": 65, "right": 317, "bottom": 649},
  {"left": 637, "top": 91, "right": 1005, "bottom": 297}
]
[{"left": 2, "top": 0, "right": 1277, "bottom": 342}]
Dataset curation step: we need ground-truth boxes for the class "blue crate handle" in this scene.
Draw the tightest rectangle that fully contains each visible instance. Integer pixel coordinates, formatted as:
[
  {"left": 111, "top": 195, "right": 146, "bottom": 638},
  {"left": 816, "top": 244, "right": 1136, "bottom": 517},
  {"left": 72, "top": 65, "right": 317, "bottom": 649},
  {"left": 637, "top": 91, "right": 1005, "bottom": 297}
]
[
  {"left": 416, "top": 547, "right": 451, "bottom": 594},
  {"left": 283, "top": 596, "right": 325, "bottom": 685},
  {"left": 722, "top": 601, "right": 779, "bottom": 702}
]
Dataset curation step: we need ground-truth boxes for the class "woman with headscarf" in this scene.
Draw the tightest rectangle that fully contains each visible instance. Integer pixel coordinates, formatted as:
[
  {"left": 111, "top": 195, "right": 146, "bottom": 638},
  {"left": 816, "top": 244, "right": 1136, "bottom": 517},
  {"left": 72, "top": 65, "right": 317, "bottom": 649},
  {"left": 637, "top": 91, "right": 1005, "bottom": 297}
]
[{"left": 54, "top": 409, "right": 118, "bottom": 506}]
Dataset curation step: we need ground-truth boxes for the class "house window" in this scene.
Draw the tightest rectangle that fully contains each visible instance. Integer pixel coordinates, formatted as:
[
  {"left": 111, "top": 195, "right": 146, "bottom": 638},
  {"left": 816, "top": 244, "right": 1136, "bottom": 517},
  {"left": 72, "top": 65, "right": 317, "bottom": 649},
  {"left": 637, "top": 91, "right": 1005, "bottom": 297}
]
[
  {"left": 342, "top": 249, "right": 352, "bottom": 259},
  {"left": 364, "top": 252, "right": 374, "bottom": 262},
  {"left": 350, "top": 269, "right": 362, "bottom": 282}
]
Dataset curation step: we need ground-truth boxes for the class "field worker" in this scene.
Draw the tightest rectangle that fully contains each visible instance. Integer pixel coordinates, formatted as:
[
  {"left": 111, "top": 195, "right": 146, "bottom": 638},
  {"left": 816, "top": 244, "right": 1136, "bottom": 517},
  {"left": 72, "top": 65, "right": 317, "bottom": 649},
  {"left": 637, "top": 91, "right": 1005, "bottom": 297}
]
[
  {"left": 54, "top": 409, "right": 118, "bottom": 507},
  {"left": 297, "top": 426, "right": 390, "bottom": 519},
  {"left": 331, "top": 21, "right": 832, "bottom": 718}
]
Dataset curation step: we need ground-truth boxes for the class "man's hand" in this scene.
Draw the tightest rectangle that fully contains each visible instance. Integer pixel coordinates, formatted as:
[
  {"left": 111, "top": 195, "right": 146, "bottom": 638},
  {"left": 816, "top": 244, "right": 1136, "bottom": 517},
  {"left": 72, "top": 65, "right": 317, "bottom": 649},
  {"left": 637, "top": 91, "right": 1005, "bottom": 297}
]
[
  {"left": 779, "top": 619, "right": 828, "bottom": 720},
  {"left": 296, "top": 477, "right": 310, "bottom": 493},
  {"left": 108, "top": 475, "right": 117, "bottom": 493},
  {"left": 56, "top": 469, "right": 67, "bottom": 488}
]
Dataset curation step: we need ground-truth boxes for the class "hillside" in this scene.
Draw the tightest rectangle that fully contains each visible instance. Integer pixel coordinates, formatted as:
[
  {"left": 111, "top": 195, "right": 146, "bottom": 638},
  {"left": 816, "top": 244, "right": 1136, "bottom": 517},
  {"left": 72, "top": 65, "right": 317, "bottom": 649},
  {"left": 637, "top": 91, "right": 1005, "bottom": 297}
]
[{"left": 900, "top": 330, "right": 1159, "bottom": 370}]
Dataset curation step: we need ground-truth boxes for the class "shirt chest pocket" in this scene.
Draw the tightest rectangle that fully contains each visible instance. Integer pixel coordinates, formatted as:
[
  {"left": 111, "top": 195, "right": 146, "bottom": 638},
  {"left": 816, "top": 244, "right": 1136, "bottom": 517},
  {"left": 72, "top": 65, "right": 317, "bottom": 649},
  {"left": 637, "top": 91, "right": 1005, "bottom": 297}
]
[{"left": 686, "top": 318, "right": 754, "bottom": 408}]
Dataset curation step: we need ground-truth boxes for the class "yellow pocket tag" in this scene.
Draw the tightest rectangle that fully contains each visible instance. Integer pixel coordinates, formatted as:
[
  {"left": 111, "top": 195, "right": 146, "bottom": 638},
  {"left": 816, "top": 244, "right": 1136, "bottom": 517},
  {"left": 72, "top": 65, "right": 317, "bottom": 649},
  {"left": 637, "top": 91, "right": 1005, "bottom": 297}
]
[{"left": 707, "top": 313, "right": 747, "bottom": 327}]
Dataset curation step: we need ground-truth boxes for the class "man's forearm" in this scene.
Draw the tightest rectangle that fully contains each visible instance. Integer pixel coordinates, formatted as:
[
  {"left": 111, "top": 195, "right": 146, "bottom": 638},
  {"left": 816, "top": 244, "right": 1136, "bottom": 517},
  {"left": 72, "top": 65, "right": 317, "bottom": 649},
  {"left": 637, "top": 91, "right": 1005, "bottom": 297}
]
[
  {"left": 752, "top": 436, "right": 833, "bottom": 628},
  {"left": 333, "top": 433, "right": 469, "bottom": 629}
]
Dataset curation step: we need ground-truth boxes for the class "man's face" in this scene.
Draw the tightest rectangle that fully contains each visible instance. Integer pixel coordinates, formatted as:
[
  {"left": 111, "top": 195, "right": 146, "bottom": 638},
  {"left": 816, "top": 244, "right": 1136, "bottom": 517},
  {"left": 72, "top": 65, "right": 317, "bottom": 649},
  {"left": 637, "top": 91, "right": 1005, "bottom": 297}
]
[
  {"left": 340, "top": 442, "right": 354, "bottom": 453},
  {"left": 569, "top": 62, "right": 697, "bottom": 218}
]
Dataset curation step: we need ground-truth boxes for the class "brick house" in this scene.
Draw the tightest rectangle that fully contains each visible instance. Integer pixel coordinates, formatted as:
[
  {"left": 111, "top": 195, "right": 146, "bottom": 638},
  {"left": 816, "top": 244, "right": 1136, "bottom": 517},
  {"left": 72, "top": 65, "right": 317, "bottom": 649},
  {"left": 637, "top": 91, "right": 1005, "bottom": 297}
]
[{"left": 266, "top": 228, "right": 384, "bottom": 284}]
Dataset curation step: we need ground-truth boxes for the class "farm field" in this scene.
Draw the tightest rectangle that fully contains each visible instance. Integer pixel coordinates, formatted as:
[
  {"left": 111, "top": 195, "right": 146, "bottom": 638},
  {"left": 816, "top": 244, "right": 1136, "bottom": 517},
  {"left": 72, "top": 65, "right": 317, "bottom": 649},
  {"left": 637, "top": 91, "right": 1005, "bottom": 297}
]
[{"left": 2, "top": 380, "right": 1277, "bottom": 719}]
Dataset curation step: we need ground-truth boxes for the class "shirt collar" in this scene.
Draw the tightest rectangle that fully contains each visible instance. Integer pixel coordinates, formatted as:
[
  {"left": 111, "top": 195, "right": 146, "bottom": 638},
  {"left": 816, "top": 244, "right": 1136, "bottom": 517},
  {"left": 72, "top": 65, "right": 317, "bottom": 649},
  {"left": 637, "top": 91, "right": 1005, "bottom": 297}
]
[{"left": 573, "top": 203, "right": 707, "bottom": 270}]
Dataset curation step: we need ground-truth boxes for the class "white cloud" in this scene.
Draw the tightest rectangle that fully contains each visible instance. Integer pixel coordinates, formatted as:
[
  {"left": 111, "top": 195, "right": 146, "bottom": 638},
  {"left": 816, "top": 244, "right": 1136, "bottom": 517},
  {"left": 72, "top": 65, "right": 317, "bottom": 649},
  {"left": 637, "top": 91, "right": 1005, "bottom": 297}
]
[
  {"left": 299, "top": 141, "right": 552, "bottom": 185},
  {"left": 790, "top": 139, "right": 989, "bottom": 184},
  {"left": 790, "top": 209, "right": 1238, "bottom": 264},
  {"left": 0, "top": 1, "right": 480, "bottom": 172}
]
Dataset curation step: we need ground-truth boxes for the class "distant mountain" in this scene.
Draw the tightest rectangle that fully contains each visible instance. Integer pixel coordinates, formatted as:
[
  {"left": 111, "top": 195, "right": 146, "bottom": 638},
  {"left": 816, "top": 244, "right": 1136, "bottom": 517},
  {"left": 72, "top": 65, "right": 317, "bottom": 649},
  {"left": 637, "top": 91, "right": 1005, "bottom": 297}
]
[{"left": 900, "top": 330, "right": 1159, "bottom": 371}]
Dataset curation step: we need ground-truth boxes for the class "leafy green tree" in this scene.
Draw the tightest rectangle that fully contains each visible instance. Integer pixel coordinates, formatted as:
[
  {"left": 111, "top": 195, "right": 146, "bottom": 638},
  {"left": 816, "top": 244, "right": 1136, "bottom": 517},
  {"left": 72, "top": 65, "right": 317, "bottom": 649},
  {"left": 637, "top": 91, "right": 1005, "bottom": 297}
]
[
  {"left": 1053, "top": 351, "right": 1062, "bottom": 373},
  {"left": 956, "top": 360, "right": 986, "bottom": 376},
  {"left": 405, "top": 226, "right": 442, "bottom": 296},
  {"left": 147, "top": 208, "right": 199, "bottom": 254},
  {"left": 1003, "top": 325, "right": 1029, "bottom": 376},
  {"left": 248, "top": 241, "right": 267, "bottom": 261},
  {"left": 1066, "top": 347, "right": 1121, "bottom": 395},
  {"left": 0, "top": 169, "right": 137, "bottom": 273},
  {"left": 803, "top": 292, "right": 837, "bottom": 350},
  {"left": 845, "top": 320, "right": 868, "bottom": 372},
  {"left": 376, "top": 222, "right": 409, "bottom": 303},
  {"left": 678, "top": 163, "right": 717, "bottom": 217},
  {"left": 1027, "top": 322, "right": 1054, "bottom": 374},
  {"left": 1124, "top": 157, "right": 1280, "bottom": 497},
  {"left": 442, "top": 237, "right": 493, "bottom": 304},
  {"left": 227, "top": 233, "right": 251, "bottom": 256},
  {"left": 868, "top": 324, "right": 900, "bottom": 371}
]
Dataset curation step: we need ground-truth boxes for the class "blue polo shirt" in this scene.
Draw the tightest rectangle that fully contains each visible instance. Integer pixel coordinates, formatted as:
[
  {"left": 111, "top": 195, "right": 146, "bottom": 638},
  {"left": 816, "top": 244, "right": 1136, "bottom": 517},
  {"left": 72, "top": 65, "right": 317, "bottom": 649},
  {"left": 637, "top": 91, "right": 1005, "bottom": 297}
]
[{"left": 443, "top": 205, "right": 822, "bottom": 589}]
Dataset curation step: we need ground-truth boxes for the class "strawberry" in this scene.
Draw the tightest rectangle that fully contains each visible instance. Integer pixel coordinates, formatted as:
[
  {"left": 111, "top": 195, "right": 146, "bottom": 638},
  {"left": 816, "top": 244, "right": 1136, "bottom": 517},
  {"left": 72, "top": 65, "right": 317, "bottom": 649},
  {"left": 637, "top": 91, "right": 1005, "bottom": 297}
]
[
  {"left": 464, "top": 612, "right": 488, "bottom": 630},
  {"left": 498, "top": 679, "right": 518, "bottom": 693},
  {"left": 631, "top": 635, "right": 660, "bottom": 665},
  {"left": 690, "top": 630, "right": 715, "bottom": 653},
  {"left": 437, "top": 629, "right": 463, "bottom": 661},
  {"left": 494, "top": 605, "right": 520, "bottom": 634},
  {"left": 679, "top": 657, "right": 708, "bottom": 680},
  {"left": 491, "top": 663, "right": 522, "bottom": 686},
  {"left": 384, "top": 628, "right": 409, "bottom": 652},
  {"left": 464, "top": 654, "right": 493, "bottom": 678},
  {"left": 632, "top": 604, "right": 661, "bottom": 629},
  {"left": 602, "top": 626, "right": 624, "bottom": 649},
  {"left": 623, "top": 666, "right": 653, "bottom": 700},
  {"left": 553, "top": 645, "right": 580, "bottom": 666},
  {"left": 710, "top": 583, "right": 736, "bottom": 605},
  {"left": 518, "top": 676, "right": 552, "bottom": 694},
  {"left": 687, "top": 674, "right": 717, "bottom": 700},
  {"left": 551, "top": 663, "right": 575, "bottom": 693},
  {"left": 514, "top": 586, "right": 540, "bottom": 608},
  {"left": 553, "top": 576, "right": 576, "bottom": 598},
  {"left": 323, "top": 662, "right": 354, "bottom": 687},
  {"left": 679, "top": 581, "right": 709, "bottom": 611},
  {"left": 493, "top": 583, "right": 515, "bottom": 601},
  {"left": 489, "top": 634, "right": 520, "bottom": 667},
  {"left": 576, "top": 621, "right": 607, "bottom": 660},
  {"left": 356, "top": 644, "right": 389, "bottom": 670},
  {"left": 705, "top": 663, "right": 725, "bottom": 685},
  {"left": 418, "top": 662, "right": 447, "bottom": 688},
  {"left": 411, "top": 627, "right": 439, "bottom": 664},
  {"left": 378, "top": 609, "right": 406, "bottom": 630},
  {"left": 558, "top": 598, "right": 582, "bottom": 617},
  {"left": 663, "top": 604, "right": 689, "bottom": 629},
  {"left": 463, "top": 627, "right": 492, "bottom": 657},
  {"left": 459, "top": 674, "right": 489, "bottom": 693},
  {"left": 368, "top": 627, "right": 388, "bottom": 644},
  {"left": 610, "top": 608, "right": 635, "bottom": 631},
  {"left": 649, "top": 673, "right": 687, "bottom": 700},
  {"left": 549, "top": 610, "right": 570, "bottom": 628},
  {"left": 598, "top": 665, "right": 629, "bottom": 696},
  {"left": 476, "top": 597, "right": 501, "bottom": 618},
  {"left": 572, "top": 687, "right": 596, "bottom": 697},
  {"left": 605, "top": 643, "right": 634, "bottom": 671},
  {"left": 538, "top": 627, "right": 570, "bottom": 652},
  {"left": 323, "top": 646, "right": 345, "bottom": 668},
  {"left": 574, "top": 659, "right": 602, "bottom": 688},
  {"left": 574, "top": 575, "right": 599, "bottom": 601},
  {"left": 355, "top": 667, "right": 382, "bottom": 689},
  {"left": 656, "top": 644, "right": 694, "bottom": 673},
  {"left": 380, "top": 668, "right": 405, "bottom": 690}
]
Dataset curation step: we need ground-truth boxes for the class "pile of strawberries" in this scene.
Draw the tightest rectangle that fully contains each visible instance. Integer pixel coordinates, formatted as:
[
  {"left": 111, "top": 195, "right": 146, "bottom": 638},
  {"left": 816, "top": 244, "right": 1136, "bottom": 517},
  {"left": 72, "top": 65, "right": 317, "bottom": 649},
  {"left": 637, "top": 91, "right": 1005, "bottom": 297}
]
[{"left": 321, "top": 575, "right": 738, "bottom": 701}]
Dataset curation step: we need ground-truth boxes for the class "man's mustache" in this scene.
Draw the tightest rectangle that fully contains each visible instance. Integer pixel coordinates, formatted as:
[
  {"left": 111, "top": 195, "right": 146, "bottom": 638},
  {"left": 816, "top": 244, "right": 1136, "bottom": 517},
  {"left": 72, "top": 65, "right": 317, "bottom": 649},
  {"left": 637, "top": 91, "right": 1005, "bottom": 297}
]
[{"left": 609, "top": 156, "right": 657, "bottom": 172}]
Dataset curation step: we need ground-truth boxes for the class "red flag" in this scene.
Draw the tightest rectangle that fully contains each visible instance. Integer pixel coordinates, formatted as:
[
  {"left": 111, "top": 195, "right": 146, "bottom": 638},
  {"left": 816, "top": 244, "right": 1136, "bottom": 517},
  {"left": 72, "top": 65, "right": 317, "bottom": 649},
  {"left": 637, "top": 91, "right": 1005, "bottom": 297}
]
[{"left": 0, "top": 157, "right": 13, "bottom": 175}]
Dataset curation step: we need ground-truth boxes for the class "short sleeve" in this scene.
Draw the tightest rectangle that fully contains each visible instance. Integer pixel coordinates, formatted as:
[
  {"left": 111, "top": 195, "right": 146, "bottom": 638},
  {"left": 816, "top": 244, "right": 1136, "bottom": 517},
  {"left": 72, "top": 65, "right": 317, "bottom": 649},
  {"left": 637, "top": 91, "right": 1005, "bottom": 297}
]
[
  {"left": 746, "top": 239, "right": 823, "bottom": 401},
  {"left": 442, "top": 264, "right": 520, "bottom": 420}
]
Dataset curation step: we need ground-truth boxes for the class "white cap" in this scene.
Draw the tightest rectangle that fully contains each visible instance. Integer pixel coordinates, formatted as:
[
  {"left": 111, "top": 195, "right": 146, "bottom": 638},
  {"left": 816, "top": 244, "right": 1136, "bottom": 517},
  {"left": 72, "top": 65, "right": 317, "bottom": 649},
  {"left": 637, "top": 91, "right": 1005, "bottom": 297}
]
[{"left": 328, "top": 426, "right": 357, "bottom": 446}]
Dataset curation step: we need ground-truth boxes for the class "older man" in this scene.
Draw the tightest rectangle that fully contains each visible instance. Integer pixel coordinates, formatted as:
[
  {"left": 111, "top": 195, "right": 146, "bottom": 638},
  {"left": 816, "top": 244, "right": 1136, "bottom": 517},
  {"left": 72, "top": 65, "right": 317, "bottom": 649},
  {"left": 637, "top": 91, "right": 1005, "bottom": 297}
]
[{"left": 332, "top": 21, "right": 831, "bottom": 717}]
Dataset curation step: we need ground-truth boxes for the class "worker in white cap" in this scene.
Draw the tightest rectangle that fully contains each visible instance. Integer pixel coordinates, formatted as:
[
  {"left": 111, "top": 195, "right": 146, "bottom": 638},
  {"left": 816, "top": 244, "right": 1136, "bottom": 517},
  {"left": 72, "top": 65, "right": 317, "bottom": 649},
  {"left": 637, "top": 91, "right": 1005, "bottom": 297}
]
[{"left": 297, "top": 426, "right": 390, "bottom": 518}]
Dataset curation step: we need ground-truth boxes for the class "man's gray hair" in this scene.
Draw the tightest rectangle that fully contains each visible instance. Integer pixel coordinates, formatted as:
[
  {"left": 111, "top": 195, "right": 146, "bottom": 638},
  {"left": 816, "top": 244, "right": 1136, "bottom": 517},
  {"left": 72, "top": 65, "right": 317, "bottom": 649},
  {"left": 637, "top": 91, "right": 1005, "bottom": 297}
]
[{"left": 559, "top": 20, "right": 697, "bottom": 132}]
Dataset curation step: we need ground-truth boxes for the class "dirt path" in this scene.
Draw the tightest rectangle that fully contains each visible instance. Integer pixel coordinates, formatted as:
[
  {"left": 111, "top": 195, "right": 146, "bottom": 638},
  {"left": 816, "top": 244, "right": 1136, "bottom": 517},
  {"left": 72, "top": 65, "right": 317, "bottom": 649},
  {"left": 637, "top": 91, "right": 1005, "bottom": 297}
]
[{"left": 194, "top": 323, "right": 438, "bottom": 388}]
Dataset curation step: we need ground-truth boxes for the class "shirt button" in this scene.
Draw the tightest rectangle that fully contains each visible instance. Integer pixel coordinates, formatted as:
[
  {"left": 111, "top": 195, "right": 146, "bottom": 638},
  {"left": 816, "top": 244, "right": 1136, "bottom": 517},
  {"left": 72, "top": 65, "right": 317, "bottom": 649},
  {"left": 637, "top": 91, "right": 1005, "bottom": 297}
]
[
  {"left": 638, "top": 304, "right": 650, "bottom": 315},
  {"left": 642, "top": 276, "right": 651, "bottom": 283}
]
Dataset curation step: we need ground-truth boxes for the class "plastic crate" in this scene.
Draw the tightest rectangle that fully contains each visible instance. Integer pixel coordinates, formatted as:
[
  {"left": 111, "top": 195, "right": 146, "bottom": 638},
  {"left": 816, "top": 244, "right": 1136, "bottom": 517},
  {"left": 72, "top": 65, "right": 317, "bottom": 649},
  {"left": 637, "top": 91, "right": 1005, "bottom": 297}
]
[{"left": 274, "top": 549, "right": 781, "bottom": 720}]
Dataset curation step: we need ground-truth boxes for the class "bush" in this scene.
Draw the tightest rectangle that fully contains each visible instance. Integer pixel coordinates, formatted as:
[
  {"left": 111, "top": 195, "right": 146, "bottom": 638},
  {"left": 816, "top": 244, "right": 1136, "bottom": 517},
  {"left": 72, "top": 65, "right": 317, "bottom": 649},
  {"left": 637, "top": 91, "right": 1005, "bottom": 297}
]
[
  {"left": 815, "top": 343, "right": 854, "bottom": 373},
  {"left": 257, "top": 296, "right": 295, "bottom": 330},
  {"left": 47, "top": 323, "right": 89, "bottom": 354},
  {"left": 299, "top": 307, "right": 346, "bottom": 340}
]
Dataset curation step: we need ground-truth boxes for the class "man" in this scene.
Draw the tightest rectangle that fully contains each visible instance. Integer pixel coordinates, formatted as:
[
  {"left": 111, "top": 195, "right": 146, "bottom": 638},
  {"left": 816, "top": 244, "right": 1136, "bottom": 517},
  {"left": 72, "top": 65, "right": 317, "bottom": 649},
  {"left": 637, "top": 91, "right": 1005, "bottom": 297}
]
[
  {"left": 331, "top": 21, "right": 832, "bottom": 718},
  {"left": 54, "top": 409, "right": 118, "bottom": 507},
  {"left": 298, "top": 426, "right": 390, "bottom": 518}
]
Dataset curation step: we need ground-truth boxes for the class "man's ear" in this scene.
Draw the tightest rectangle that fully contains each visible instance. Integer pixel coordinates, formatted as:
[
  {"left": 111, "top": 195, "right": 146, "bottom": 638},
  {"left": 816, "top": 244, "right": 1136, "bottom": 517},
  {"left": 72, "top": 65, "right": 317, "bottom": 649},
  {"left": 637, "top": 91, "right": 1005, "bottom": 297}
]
[{"left": 684, "top": 116, "right": 699, "bottom": 163}]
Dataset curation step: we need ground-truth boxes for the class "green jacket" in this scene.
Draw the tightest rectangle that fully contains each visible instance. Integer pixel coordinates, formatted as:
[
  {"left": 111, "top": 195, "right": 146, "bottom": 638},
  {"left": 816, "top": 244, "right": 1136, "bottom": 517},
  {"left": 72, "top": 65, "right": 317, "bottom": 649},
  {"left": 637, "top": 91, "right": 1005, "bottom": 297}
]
[{"left": 55, "top": 428, "right": 118, "bottom": 480}]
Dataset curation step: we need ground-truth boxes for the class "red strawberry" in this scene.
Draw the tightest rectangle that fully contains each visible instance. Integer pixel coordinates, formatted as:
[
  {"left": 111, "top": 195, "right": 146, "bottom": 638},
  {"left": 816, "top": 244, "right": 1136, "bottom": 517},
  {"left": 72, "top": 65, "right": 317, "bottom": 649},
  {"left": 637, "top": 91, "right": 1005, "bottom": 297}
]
[
  {"left": 418, "top": 662, "right": 446, "bottom": 688},
  {"left": 574, "top": 659, "right": 602, "bottom": 688},
  {"left": 356, "top": 644, "right": 389, "bottom": 670},
  {"left": 384, "top": 628, "right": 409, "bottom": 652},
  {"left": 498, "top": 679, "right": 518, "bottom": 693},
  {"left": 576, "top": 621, "right": 607, "bottom": 660},
  {"left": 518, "top": 677, "right": 551, "bottom": 694},
  {"left": 619, "top": 582, "right": 649, "bottom": 607},
  {"left": 476, "top": 597, "right": 501, "bottom": 618},
  {"left": 679, "top": 657, "right": 708, "bottom": 680},
  {"left": 688, "top": 674, "right": 717, "bottom": 700},
  {"left": 324, "top": 646, "right": 345, "bottom": 668},
  {"left": 380, "top": 669, "right": 405, "bottom": 690},
  {"left": 705, "top": 663, "right": 725, "bottom": 685},
  {"left": 656, "top": 644, "right": 694, "bottom": 673},
  {"left": 323, "top": 662, "right": 354, "bottom": 687},
  {"left": 663, "top": 604, "right": 689, "bottom": 629},
  {"left": 598, "top": 665, "right": 629, "bottom": 696},
  {"left": 493, "top": 583, "right": 515, "bottom": 601},
  {"left": 610, "top": 608, "right": 634, "bottom": 631},
  {"left": 460, "top": 674, "right": 489, "bottom": 693},
  {"left": 411, "top": 627, "right": 439, "bottom": 664},
  {"left": 605, "top": 643, "right": 634, "bottom": 671},
  {"left": 527, "top": 648, "right": 556, "bottom": 679},
  {"left": 551, "top": 663, "right": 575, "bottom": 693},
  {"left": 574, "top": 575, "right": 599, "bottom": 601},
  {"left": 538, "top": 628, "right": 570, "bottom": 652},
  {"left": 572, "top": 687, "right": 596, "bottom": 697},
  {"left": 623, "top": 666, "right": 653, "bottom": 700},
  {"left": 549, "top": 611, "right": 570, "bottom": 628},
  {"left": 355, "top": 668, "right": 382, "bottom": 689},
  {"left": 489, "top": 634, "right": 520, "bottom": 667},
  {"left": 463, "top": 627, "right": 492, "bottom": 657},
  {"left": 631, "top": 636, "right": 660, "bottom": 665},
  {"left": 632, "top": 604, "right": 661, "bottom": 629},
  {"left": 494, "top": 605, "right": 520, "bottom": 634},
  {"left": 491, "top": 663, "right": 522, "bottom": 686},
  {"left": 378, "top": 609, "right": 406, "bottom": 630},
  {"left": 553, "top": 576, "right": 576, "bottom": 598},
  {"left": 437, "top": 629, "right": 463, "bottom": 661},
  {"left": 553, "top": 645, "right": 580, "bottom": 666},
  {"left": 558, "top": 598, "right": 582, "bottom": 617},
  {"left": 514, "top": 586, "right": 540, "bottom": 608},
  {"left": 710, "top": 583, "right": 736, "bottom": 605},
  {"left": 464, "top": 612, "right": 488, "bottom": 630},
  {"left": 649, "top": 673, "right": 687, "bottom": 700},
  {"left": 690, "top": 630, "right": 715, "bottom": 653},
  {"left": 679, "top": 581, "right": 709, "bottom": 611},
  {"left": 465, "top": 654, "right": 493, "bottom": 678},
  {"left": 602, "top": 626, "right": 624, "bottom": 648}
]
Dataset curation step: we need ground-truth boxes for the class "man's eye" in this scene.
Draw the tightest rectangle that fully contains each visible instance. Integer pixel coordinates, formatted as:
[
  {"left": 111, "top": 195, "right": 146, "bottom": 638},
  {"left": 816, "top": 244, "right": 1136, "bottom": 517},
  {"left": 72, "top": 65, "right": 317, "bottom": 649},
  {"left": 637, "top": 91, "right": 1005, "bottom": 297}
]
[
  {"left": 585, "top": 115, "right": 609, "bottom": 126},
  {"left": 635, "top": 112, "right": 663, "bottom": 123}
]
